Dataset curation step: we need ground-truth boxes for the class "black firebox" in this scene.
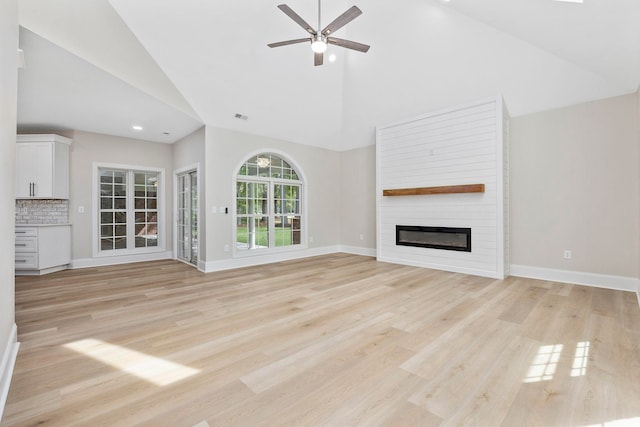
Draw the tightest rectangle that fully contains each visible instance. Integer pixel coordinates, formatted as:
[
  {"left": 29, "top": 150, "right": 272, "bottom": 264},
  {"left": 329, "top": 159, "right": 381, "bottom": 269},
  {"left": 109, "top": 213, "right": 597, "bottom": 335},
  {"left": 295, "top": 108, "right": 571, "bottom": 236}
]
[{"left": 396, "top": 225, "right": 471, "bottom": 252}]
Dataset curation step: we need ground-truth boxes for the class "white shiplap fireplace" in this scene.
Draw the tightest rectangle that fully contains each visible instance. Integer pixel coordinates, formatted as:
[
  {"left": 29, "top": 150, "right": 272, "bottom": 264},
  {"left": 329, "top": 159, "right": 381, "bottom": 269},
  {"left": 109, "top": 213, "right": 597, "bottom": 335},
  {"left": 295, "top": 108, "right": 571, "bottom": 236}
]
[{"left": 376, "top": 96, "right": 510, "bottom": 279}]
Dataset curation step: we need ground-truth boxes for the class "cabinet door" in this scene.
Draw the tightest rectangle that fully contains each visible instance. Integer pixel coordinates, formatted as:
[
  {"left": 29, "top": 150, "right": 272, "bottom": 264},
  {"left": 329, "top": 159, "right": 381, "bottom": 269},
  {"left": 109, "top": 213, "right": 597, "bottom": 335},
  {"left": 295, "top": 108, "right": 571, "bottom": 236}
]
[
  {"left": 15, "top": 142, "right": 54, "bottom": 198},
  {"left": 33, "top": 143, "right": 53, "bottom": 197},
  {"left": 15, "top": 144, "right": 37, "bottom": 197}
]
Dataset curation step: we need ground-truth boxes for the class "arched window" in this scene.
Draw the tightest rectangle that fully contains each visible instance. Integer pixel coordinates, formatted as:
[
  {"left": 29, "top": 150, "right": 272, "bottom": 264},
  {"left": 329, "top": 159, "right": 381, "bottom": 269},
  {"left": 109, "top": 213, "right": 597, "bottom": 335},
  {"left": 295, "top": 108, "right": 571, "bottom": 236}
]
[{"left": 235, "top": 153, "right": 303, "bottom": 252}]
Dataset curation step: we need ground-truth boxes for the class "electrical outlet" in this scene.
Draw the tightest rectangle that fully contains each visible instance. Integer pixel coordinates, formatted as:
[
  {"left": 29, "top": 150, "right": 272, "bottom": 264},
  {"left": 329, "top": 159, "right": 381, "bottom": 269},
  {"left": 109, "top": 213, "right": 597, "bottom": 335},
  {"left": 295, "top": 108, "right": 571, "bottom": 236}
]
[
  {"left": 224, "top": 244, "right": 230, "bottom": 252},
  {"left": 309, "top": 236, "right": 314, "bottom": 243},
  {"left": 211, "top": 206, "right": 217, "bottom": 214},
  {"left": 563, "top": 250, "right": 572, "bottom": 260},
  {"left": 78, "top": 206, "right": 85, "bottom": 214},
  {"left": 359, "top": 234, "right": 364, "bottom": 241}
]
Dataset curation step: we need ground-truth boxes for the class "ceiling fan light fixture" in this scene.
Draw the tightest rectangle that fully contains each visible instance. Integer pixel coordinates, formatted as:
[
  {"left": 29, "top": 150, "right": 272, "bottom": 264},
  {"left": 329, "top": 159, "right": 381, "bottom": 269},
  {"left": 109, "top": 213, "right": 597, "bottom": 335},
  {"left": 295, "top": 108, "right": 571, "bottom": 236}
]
[
  {"left": 268, "top": 2, "right": 369, "bottom": 66},
  {"left": 311, "top": 37, "right": 328, "bottom": 53}
]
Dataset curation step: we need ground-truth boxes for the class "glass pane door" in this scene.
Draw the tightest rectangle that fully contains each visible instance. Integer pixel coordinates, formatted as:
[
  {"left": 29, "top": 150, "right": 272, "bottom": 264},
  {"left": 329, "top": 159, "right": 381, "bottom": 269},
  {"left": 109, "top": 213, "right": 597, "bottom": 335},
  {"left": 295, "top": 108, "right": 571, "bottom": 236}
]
[{"left": 177, "top": 170, "right": 198, "bottom": 266}]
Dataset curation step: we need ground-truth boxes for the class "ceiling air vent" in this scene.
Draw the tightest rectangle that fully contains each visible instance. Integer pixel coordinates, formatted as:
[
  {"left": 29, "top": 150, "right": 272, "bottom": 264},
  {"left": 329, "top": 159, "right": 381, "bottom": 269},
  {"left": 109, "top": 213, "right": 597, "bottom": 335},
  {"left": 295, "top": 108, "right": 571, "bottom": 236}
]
[{"left": 234, "top": 113, "right": 248, "bottom": 120}]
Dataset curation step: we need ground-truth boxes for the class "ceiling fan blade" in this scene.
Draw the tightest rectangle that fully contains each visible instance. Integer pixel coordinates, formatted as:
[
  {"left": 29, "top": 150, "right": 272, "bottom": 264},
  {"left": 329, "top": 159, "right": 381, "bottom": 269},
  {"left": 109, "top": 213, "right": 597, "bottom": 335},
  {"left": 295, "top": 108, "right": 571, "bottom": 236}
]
[
  {"left": 327, "top": 37, "right": 370, "bottom": 53},
  {"left": 277, "top": 4, "right": 317, "bottom": 35},
  {"left": 268, "top": 38, "right": 310, "bottom": 48},
  {"left": 314, "top": 52, "right": 324, "bottom": 66},
  {"left": 321, "top": 6, "right": 362, "bottom": 36}
]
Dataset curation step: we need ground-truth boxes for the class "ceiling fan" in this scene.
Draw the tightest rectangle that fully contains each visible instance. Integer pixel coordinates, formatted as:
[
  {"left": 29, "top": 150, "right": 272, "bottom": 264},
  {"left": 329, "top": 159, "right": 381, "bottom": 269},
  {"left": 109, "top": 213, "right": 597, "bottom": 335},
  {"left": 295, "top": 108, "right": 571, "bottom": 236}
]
[{"left": 268, "top": 0, "right": 370, "bottom": 66}]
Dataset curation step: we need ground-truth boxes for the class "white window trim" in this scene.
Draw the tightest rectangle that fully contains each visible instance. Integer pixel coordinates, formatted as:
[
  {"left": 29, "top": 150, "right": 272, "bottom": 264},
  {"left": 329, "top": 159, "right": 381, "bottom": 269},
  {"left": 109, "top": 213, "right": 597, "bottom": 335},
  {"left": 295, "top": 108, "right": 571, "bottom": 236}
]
[
  {"left": 92, "top": 162, "right": 166, "bottom": 258},
  {"left": 232, "top": 150, "right": 308, "bottom": 258}
]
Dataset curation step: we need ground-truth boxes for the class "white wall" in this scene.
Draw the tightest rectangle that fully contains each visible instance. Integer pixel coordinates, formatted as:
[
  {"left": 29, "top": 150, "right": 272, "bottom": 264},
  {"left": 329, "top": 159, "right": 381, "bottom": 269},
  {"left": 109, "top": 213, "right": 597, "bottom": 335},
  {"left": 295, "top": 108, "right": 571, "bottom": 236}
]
[
  {"left": 203, "top": 126, "right": 342, "bottom": 271},
  {"left": 339, "top": 145, "right": 376, "bottom": 254},
  {"left": 510, "top": 93, "right": 639, "bottom": 290},
  {"left": 69, "top": 130, "right": 174, "bottom": 266},
  {"left": 172, "top": 126, "right": 206, "bottom": 262},
  {"left": 0, "top": 0, "right": 19, "bottom": 419}
]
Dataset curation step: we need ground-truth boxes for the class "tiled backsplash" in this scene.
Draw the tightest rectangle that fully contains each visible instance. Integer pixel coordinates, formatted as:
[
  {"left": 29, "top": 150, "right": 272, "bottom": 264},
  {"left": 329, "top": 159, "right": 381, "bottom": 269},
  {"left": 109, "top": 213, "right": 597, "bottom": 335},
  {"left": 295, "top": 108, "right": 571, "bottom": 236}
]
[{"left": 16, "top": 200, "right": 69, "bottom": 224}]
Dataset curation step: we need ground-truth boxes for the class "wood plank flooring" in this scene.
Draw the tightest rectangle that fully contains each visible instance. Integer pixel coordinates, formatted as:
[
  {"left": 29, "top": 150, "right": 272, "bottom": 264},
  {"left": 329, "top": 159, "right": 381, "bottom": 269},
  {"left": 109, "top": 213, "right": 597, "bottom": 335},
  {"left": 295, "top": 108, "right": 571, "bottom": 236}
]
[{"left": 2, "top": 254, "right": 640, "bottom": 426}]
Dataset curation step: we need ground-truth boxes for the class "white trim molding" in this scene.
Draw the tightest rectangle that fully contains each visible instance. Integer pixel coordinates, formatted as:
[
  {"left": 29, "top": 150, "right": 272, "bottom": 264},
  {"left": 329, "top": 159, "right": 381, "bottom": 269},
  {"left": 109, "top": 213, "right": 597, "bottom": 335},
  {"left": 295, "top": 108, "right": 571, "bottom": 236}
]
[
  {"left": 380, "top": 256, "right": 505, "bottom": 279},
  {"left": 1, "top": 324, "right": 20, "bottom": 422},
  {"left": 510, "top": 264, "right": 639, "bottom": 293},
  {"left": 71, "top": 251, "right": 173, "bottom": 269},
  {"left": 339, "top": 246, "right": 376, "bottom": 257},
  {"left": 203, "top": 245, "right": 340, "bottom": 273}
]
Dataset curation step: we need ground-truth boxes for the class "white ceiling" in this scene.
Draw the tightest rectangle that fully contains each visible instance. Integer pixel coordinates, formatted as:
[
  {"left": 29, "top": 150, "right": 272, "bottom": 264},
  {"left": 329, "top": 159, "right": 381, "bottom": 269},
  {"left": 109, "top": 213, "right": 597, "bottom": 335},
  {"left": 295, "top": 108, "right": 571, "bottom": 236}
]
[
  {"left": 17, "top": 27, "right": 203, "bottom": 143},
  {"left": 17, "top": 0, "right": 640, "bottom": 151}
]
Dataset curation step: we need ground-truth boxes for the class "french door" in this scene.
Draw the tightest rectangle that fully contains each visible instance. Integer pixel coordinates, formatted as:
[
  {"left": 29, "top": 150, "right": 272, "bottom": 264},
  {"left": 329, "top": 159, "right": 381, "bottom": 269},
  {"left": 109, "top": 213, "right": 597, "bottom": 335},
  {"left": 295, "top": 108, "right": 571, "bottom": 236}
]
[{"left": 177, "top": 170, "right": 198, "bottom": 266}]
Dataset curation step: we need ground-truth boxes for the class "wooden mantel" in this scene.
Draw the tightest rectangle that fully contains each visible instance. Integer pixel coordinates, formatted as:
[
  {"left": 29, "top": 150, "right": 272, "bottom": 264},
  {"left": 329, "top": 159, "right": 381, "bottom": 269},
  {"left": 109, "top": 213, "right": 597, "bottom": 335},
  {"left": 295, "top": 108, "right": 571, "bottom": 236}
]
[{"left": 382, "top": 184, "right": 485, "bottom": 197}]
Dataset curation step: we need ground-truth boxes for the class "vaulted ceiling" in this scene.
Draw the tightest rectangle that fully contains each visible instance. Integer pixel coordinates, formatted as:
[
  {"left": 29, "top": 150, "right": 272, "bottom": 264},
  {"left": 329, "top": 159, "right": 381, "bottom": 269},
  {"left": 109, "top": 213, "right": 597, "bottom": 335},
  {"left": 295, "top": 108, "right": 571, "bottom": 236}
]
[{"left": 17, "top": 0, "right": 640, "bottom": 151}]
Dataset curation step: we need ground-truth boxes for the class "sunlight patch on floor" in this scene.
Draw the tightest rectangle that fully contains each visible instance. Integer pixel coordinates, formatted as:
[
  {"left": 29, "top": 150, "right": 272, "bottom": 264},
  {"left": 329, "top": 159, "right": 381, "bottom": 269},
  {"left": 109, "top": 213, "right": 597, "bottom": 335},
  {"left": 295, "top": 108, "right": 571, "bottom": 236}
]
[
  {"left": 524, "top": 344, "right": 563, "bottom": 383},
  {"left": 64, "top": 338, "right": 200, "bottom": 386},
  {"left": 571, "top": 341, "right": 590, "bottom": 377}
]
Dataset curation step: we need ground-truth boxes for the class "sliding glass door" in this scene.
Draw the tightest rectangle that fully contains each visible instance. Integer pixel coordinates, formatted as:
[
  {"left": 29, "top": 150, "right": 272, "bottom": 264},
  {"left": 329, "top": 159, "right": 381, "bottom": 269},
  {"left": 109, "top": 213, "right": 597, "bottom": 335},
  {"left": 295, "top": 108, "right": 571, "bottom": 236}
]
[{"left": 177, "top": 170, "right": 198, "bottom": 266}]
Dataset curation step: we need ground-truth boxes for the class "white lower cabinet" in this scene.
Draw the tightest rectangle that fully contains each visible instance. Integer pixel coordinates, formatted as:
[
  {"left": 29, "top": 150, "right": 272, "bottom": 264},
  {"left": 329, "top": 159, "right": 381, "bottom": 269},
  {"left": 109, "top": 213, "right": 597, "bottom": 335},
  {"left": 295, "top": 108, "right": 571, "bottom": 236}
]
[{"left": 15, "top": 225, "right": 71, "bottom": 275}]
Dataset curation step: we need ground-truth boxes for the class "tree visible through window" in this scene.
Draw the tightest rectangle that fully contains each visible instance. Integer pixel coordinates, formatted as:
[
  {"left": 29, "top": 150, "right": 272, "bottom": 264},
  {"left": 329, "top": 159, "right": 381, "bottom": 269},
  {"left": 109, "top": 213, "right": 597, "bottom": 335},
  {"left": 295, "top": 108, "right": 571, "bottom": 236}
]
[
  {"left": 236, "top": 153, "right": 302, "bottom": 251},
  {"left": 98, "top": 168, "right": 160, "bottom": 253}
]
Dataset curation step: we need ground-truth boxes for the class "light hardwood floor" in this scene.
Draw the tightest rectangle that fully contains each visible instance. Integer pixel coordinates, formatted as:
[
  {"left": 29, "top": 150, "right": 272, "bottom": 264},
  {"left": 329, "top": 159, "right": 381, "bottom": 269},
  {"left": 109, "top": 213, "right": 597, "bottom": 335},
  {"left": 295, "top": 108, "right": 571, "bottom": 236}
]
[{"left": 3, "top": 254, "right": 640, "bottom": 426}]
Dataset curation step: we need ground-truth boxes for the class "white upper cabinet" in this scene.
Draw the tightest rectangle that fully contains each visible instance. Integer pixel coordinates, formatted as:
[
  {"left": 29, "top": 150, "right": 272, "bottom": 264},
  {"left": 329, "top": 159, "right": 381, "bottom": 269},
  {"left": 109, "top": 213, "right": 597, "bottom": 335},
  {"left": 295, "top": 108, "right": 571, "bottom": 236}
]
[{"left": 16, "top": 134, "right": 72, "bottom": 199}]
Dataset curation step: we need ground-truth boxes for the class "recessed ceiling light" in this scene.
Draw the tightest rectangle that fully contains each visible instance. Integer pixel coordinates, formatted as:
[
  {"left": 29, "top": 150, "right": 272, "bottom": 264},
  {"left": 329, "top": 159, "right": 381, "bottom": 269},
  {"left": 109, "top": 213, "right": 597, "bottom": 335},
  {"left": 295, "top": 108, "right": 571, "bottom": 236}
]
[{"left": 132, "top": 125, "right": 143, "bottom": 131}]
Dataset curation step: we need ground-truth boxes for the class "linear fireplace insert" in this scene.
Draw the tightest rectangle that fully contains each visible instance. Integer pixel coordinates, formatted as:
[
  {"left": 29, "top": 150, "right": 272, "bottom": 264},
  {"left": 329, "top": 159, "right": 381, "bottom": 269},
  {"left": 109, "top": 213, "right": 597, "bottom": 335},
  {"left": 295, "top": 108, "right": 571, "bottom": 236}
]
[{"left": 396, "top": 225, "right": 471, "bottom": 252}]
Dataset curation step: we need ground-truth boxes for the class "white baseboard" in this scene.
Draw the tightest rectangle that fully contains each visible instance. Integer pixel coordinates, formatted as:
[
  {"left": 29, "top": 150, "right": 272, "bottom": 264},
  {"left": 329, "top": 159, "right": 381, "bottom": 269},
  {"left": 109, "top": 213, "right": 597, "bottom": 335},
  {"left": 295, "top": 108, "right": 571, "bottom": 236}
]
[
  {"left": 70, "top": 251, "right": 173, "bottom": 269},
  {"left": 510, "top": 264, "right": 639, "bottom": 293},
  {"left": 15, "top": 265, "right": 68, "bottom": 276},
  {"left": 70, "top": 246, "right": 375, "bottom": 274},
  {"left": 338, "top": 245, "right": 376, "bottom": 257},
  {"left": 1, "top": 324, "right": 19, "bottom": 422},
  {"left": 202, "top": 245, "right": 341, "bottom": 273},
  {"left": 377, "top": 256, "right": 505, "bottom": 279}
]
